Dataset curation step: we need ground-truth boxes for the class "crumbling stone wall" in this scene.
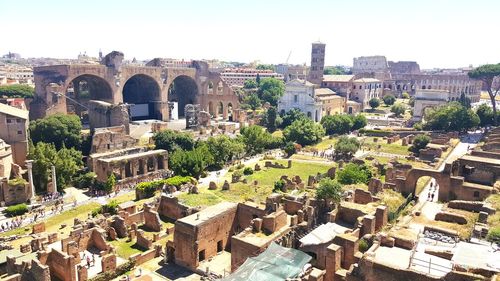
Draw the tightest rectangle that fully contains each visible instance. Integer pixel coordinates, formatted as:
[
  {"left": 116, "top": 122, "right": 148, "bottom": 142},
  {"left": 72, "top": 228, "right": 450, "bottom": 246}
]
[{"left": 158, "top": 195, "right": 198, "bottom": 220}]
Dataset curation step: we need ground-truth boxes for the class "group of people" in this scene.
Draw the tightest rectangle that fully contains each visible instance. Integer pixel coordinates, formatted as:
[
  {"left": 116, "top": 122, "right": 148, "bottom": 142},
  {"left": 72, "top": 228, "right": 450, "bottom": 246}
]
[
  {"left": 427, "top": 181, "right": 438, "bottom": 202},
  {"left": 0, "top": 217, "right": 24, "bottom": 232},
  {"left": 82, "top": 252, "right": 97, "bottom": 269},
  {"left": 40, "top": 192, "right": 63, "bottom": 203}
]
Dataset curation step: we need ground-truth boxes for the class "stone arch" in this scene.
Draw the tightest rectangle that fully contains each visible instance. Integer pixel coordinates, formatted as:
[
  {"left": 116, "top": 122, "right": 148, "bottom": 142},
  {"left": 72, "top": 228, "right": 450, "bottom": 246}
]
[
  {"left": 168, "top": 75, "right": 199, "bottom": 118},
  {"left": 122, "top": 74, "right": 162, "bottom": 120},
  {"left": 218, "top": 101, "right": 224, "bottom": 117},
  {"left": 65, "top": 74, "right": 114, "bottom": 120},
  {"left": 400, "top": 168, "right": 452, "bottom": 200}
]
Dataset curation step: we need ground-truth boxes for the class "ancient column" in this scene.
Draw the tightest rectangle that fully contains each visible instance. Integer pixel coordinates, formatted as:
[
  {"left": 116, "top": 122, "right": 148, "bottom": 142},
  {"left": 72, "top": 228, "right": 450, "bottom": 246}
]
[
  {"left": 51, "top": 165, "right": 57, "bottom": 193},
  {"left": 26, "top": 160, "right": 36, "bottom": 202}
]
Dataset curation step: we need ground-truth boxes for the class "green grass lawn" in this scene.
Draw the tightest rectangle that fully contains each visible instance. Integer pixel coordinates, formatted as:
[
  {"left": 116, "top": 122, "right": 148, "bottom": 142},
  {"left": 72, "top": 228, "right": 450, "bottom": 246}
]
[
  {"left": 110, "top": 238, "right": 145, "bottom": 259},
  {"left": 178, "top": 160, "right": 332, "bottom": 207},
  {"left": 305, "top": 137, "right": 339, "bottom": 151}
]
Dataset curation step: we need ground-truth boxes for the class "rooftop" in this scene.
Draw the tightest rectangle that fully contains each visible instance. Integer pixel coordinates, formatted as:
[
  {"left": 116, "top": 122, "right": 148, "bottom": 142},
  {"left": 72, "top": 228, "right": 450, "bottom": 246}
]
[
  {"left": 177, "top": 201, "right": 237, "bottom": 227},
  {"left": 0, "top": 102, "right": 29, "bottom": 119},
  {"left": 299, "top": 222, "right": 351, "bottom": 246},
  {"left": 322, "top": 74, "right": 355, "bottom": 82},
  {"left": 353, "top": 78, "right": 380, "bottom": 83},
  {"left": 314, "top": 88, "right": 336, "bottom": 96},
  {"left": 460, "top": 154, "right": 500, "bottom": 166}
]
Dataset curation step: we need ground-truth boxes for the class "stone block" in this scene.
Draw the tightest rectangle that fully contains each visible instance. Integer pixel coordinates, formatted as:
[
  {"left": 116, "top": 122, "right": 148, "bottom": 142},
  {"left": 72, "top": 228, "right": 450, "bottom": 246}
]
[
  {"left": 208, "top": 181, "right": 217, "bottom": 190},
  {"left": 32, "top": 222, "right": 45, "bottom": 234},
  {"left": 222, "top": 180, "right": 230, "bottom": 190}
]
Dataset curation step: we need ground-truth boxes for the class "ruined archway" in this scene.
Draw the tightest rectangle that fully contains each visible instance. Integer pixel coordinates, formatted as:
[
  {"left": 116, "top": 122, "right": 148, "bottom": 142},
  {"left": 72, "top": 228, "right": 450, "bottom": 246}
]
[
  {"left": 122, "top": 74, "right": 162, "bottom": 120},
  {"left": 66, "top": 74, "right": 113, "bottom": 122},
  {"left": 402, "top": 168, "right": 451, "bottom": 200},
  {"left": 168, "top": 75, "right": 198, "bottom": 118}
]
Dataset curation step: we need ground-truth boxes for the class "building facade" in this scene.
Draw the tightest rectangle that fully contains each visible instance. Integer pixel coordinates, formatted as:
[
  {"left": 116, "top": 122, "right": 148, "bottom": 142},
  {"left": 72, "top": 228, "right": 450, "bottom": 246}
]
[
  {"left": 0, "top": 103, "right": 29, "bottom": 166},
  {"left": 351, "top": 78, "right": 382, "bottom": 109},
  {"left": 220, "top": 68, "right": 284, "bottom": 87},
  {"left": 321, "top": 75, "right": 355, "bottom": 97},
  {"left": 278, "top": 79, "right": 344, "bottom": 122}
]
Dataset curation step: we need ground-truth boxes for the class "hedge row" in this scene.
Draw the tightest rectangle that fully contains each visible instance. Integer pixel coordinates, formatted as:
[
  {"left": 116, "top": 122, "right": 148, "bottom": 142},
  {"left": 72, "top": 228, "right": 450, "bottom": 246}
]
[
  {"left": 5, "top": 203, "right": 28, "bottom": 217},
  {"left": 136, "top": 176, "right": 195, "bottom": 198}
]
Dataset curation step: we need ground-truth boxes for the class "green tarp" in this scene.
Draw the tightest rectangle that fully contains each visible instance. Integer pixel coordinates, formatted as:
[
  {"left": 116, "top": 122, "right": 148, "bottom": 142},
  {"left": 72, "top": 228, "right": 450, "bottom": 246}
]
[{"left": 221, "top": 243, "right": 311, "bottom": 281}]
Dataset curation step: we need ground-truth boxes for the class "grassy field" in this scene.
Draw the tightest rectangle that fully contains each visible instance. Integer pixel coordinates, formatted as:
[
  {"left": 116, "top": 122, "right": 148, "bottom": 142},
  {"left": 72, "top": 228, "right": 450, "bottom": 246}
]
[
  {"left": 178, "top": 159, "right": 331, "bottom": 207},
  {"left": 305, "top": 137, "right": 338, "bottom": 151},
  {"left": 486, "top": 194, "right": 500, "bottom": 229},
  {"left": 412, "top": 209, "right": 478, "bottom": 239}
]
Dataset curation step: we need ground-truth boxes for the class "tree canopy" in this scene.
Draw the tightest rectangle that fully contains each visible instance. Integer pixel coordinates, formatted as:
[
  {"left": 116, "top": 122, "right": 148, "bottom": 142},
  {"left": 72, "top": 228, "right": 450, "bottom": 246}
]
[
  {"left": 321, "top": 115, "right": 353, "bottom": 135},
  {"left": 468, "top": 64, "right": 500, "bottom": 124},
  {"left": 391, "top": 103, "right": 406, "bottom": 117},
  {"left": 323, "top": 66, "right": 351, "bottom": 75},
  {"left": 169, "top": 145, "right": 214, "bottom": 179},
  {"left": 261, "top": 106, "right": 282, "bottom": 132},
  {"left": 29, "top": 114, "right": 82, "bottom": 150},
  {"left": 369, "top": 98, "right": 380, "bottom": 109},
  {"left": 476, "top": 103, "right": 494, "bottom": 127},
  {"left": 280, "top": 108, "right": 307, "bottom": 128},
  {"left": 243, "top": 79, "right": 258, "bottom": 89},
  {"left": 382, "top": 94, "right": 396, "bottom": 106},
  {"left": 153, "top": 130, "right": 195, "bottom": 152},
  {"left": 28, "top": 142, "right": 83, "bottom": 192},
  {"left": 242, "top": 93, "right": 262, "bottom": 110},
  {"left": 205, "top": 135, "right": 245, "bottom": 169},
  {"left": 409, "top": 134, "right": 431, "bottom": 155},
  {"left": 337, "top": 163, "right": 372, "bottom": 185},
  {"left": 334, "top": 136, "right": 360, "bottom": 159},
  {"left": 256, "top": 64, "right": 275, "bottom": 71},
  {"left": 351, "top": 115, "right": 367, "bottom": 130},
  {"left": 283, "top": 118, "right": 325, "bottom": 146},
  {"left": 423, "top": 102, "right": 479, "bottom": 132},
  {"left": 257, "top": 78, "right": 285, "bottom": 106},
  {"left": 316, "top": 178, "right": 342, "bottom": 203},
  {"left": 0, "top": 84, "right": 35, "bottom": 98},
  {"left": 240, "top": 125, "right": 280, "bottom": 155}
]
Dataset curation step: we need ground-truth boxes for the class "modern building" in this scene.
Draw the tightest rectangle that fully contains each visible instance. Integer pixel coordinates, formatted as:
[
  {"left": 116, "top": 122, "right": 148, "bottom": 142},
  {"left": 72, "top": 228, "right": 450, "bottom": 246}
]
[
  {"left": 220, "top": 68, "right": 284, "bottom": 87},
  {"left": 0, "top": 103, "right": 29, "bottom": 166},
  {"left": 351, "top": 78, "right": 382, "bottom": 110},
  {"left": 278, "top": 79, "right": 344, "bottom": 122},
  {"left": 308, "top": 42, "right": 325, "bottom": 85}
]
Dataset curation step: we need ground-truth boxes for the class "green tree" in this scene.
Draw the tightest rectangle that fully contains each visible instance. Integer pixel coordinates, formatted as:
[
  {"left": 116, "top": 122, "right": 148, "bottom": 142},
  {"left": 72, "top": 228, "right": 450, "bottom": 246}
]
[
  {"left": 283, "top": 142, "right": 297, "bottom": 157},
  {"left": 476, "top": 103, "right": 494, "bottom": 127},
  {"left": 402, "top": 92, "right": 410, "bottom": 99},
  {"left": 280, "top": 108, "right": 306, "bottom": 128},
  {"left": 28, "top": 142, "right": 82, "bottom": 192},
  {"left": 391, "top": 103, "right": 406, "bottom": 117},
  {"left": 468, "top": 63, "right": 500, "bottom": 125},
  {"left": 424, "top": 102, "right": 479, "bottom": 132},
  {"left": 243, "top": 79, "right": 258, "bottom": 89},
  {"left": 409, "top": 134, "right": 431, "bottom": 155},
  {"left": 273, "top": 179, "right": 285, "bottom": 192},
  {"left": 337, "top": 163, "right": 372, "bottom": 185},
  {"left": 153, "top": 130, "right": 194, "bottom": 152},
  {"left": 104, "top": 174, "right": 116, "bottom": 193},
  {"left": 459, "top": 92, "right": 471, "bottom": 109},
  {"left": 283, "top": 118, "right": 325, "bottom": 146},
  {"left": 0, "top": 84, "right": 35, "bottom": 98},
  {"left": 351, "top": 115, "right": 367, "bottom": 130},
  {"left": 382, "top": 94, "right": 396, "bottom": 106},
  {"left": 256, "top": 73, "right": 261, "bottom": 85},
  {"left": 369, "top": 98, "right": 380, "bottom": 110},
  {"left": 169, "top": 145, "right": 214, "bottom": 179},
  {"left": 242, "top": 93, "right": 262, "bottom": 110},
  {"left": 256, "top": 64, "right": 274, "bottom": 71},
  {"left": 257, "top": 78, "right": 285, "bottom": 106},
  {"left": 334, "top": 136, "right": 360, "bottom": 159},
  {"left": 29, "top": 114, "right": 82, "bottom": 150},
  {"left": 323, "top": 66, "right": 352, "bottom": 75},
  {"left": 316, "top": 178, "right": 342, "bottom": 204},
  {"left": 240, "top": 125, "right": 274, "bottom": 155},
  {"left": 262, "top": 106, "right": 282, "bottom": 132},
  {"left": 320, "top": 115, "right": 353, "bottom": 135},
  {"left": 206, "top": 135, "right": 245, "bottom": 169}
]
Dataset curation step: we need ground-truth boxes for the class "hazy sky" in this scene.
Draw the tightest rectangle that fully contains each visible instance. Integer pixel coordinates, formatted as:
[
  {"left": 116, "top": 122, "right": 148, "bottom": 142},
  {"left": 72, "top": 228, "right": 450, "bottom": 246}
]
[{"left": 1, "top": 0, "right": 498, "bottom": 69}]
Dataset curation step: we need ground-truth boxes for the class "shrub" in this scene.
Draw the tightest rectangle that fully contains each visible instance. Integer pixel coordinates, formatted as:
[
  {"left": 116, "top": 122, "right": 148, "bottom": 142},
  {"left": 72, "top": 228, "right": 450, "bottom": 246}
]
[
  {"left": 8, "top": 177, "right": 27, "bottom": 187},
  {"left": 5, "top": 203, "right": 28, "bottom": 217},
  {"left": 409, "top": 134, "right": 431, "bottom": 154},
  {"left": 337, "top": 163, "right": 372, "bottom": 185},
  {"left": 284, "top": 142, "right": 297, "bottom": 157},
  {"left": 402, "top": 92, "right": 410, "bottom": 99},
  {"left": 273, "top": 180, "right": 285, "bottom": 192},
  {"left": 228, "top": 167, "right": 235, "bottom": 172},
  {"left": 487, "top": 226, "right": 500, "bottom": 243},
  {"left": 236, "top": 163, "right": 245, "bottom": 169},
  {"left": 73, "top": 172, "right": 96, "bottom": 189},
  {"left": 88, "top": 260, "right": 135, "bottom": 281},
  {"left": 99, "top": 200, "right": 119, "bottom": 215},
  {"left": 382, "top": 94, "right": 396, "bottom": 106},
  {"left": 233, "top": 170, "right": 243, "bottom": 178},
  {"left": 369, "top": 98, "right": 380, "bottom": 109},
  {"left": 358, "top": 238, "right": 371, "bottom": 253},
  {"left": 243, "top": 167, "right": 254, "bottom": 175}
]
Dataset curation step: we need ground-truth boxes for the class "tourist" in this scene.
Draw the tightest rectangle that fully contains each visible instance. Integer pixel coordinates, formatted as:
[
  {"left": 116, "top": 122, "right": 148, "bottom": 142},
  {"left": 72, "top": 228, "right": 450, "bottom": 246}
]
[
  {"left": 86, "top": 256, "right": 91, "bottom": 268},
  {"left": 92, "top": 254, "right": 96, "bottom": 266}
]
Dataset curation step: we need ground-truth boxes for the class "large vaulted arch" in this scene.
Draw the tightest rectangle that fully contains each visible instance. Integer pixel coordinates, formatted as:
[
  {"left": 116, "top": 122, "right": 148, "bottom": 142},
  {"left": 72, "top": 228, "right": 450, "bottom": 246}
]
[
  {"left": 122, "top": 74, "right": 162, "bottom": 120},
  {"left": 168, "top": 75, "right": 198, "bottom": 118}
]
